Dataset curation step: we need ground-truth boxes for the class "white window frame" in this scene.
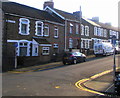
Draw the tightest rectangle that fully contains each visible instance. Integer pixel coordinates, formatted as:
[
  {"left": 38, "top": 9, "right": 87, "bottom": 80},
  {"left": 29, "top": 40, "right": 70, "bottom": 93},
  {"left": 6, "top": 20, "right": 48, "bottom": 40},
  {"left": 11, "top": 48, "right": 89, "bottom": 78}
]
[
  {"left": 53, "top": 43, "right": 59, "bottom": 48},
  {"left": 76, "top": 24, "right": 79, "bottom": 34},
  {"left": 98, "top": 28, "right": 101, "bottom": 36},
  {"left": 116, "top": 32, "right": 119, "bottom": 39},
  {"left": 70, "top": 23, "right": 73, "bottom": 33},
  {"left": 85, "top": 26, "right": 89, "bottom": 36},
  {"left": 101, "top": 28, "right": 103, "bottom": 37},
  {"left": 35, "top": 21, "right": 43, "bottom": 36},
  {"left": 94, "top": 27, "right": 97, "bottom": 36},
  {"left": 69, "top": 38, "right": 73, "bottom": 48},
  {"left": 44, "top": 24, "right": 49, "bottom": 37},
  {"left": 81, "top": 40, "right": 83, "bottom": 48},
  {"left": 42, "top": 47, "right": 50, "bottom": 55},
  {"left": 32, "top": 44, "right": 38, "bottom": 56},
  {"left": 85, "top": 40, "right": 89, "bottom": 49},
  {"left": 81, "top": 24, "right": 84, "bottom": 35},
  {"left": 19, "top": 18, "right": 30, "bottom": 35},
  {"left": 17, "top": 40, "right": 31, "bottom": 56},
  {"left": 104, "top": 29, "right": 107, "bottom": 37},
  {"left": 54, "top": 26, "right": 59, "bottom": 38}
]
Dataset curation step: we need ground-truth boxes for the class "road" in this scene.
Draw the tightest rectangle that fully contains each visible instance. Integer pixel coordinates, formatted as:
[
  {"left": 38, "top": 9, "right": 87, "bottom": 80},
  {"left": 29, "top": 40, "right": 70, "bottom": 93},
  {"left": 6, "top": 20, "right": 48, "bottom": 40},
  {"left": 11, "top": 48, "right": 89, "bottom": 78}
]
[{"left": 2, "top": 55, "right": 120, "bottom": 96}]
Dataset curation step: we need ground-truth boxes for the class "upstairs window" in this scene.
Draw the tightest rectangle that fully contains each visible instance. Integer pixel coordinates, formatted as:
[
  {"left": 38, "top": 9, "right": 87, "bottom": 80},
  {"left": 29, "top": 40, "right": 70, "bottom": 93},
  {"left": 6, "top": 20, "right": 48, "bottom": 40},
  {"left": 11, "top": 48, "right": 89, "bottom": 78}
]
[
  {"left": 94, "top": 27, "right": 97, "bottom": 36},
  {"left": 70, "top": 23, "right": 73, "bottom": 33},
  {"left": 85, "top": 26, "right": 89, "bottom": 36},
  {"left": 104, "top": 29, "right": 107, "bottom": 37},
  {"left": 44, "top": 24, "right": 49, "bottom": 37},
  {"left": 81, "top": 24, "right": 84, "bottom": 35},
  {"left": 101, "top": 28, "right": 103, "bottom": 36},
  {"left": 19, "top": 18, "right": 30, "bottom": 35},
  {"left": 76, "top": 24, "right": 79, "bottom": 34},
  {"left": 54, "top": 26, "right": 58, "bottom": 38},
  {"left": 35, "top": 21, "right": 43, "bottom": 36}
]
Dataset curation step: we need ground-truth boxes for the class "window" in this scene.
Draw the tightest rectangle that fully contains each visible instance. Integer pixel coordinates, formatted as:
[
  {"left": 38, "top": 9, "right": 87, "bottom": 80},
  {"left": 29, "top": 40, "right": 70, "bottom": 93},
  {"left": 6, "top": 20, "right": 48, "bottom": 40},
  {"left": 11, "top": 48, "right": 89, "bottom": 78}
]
[
  {"left": 42, "top": 47, "right": 49, "bottom": 55},
  {"left": 35, "top": 21, "right": 43, "bottom": 36},
  {"left": 70, "top": 23, "right": 73, "bottom": 33},
  {"left": 85, "top": 40, "right": 89, "bottom": 49},
  {"left": 53, "top": 44, "right": 59, "bottom": 48},
  {"left": 32, "top": 44, "right": 38, "bottom": 56},
  {"left": 54, "top": 26, "right": 58, "bottom": 38},
  {"left": 81, "top": 40, "right": 83, "bottom": 48},
  {"left": 116, "top": 32, "right": 119, "bottom": 39},
  {"left": 69, "top": 38, "right": 73, "bottom": 48},
  {"left": 18, "top": 41, "right": 30, "bottom": 56},
  {"left": 85, "top": 26, "right": 89, "bottom": 36},
  {"left": 81, "top": 24, "right": 84, "bottom": 35},
  {"left": 101, "top": 28, "right": 103, "bottom": 36},
  {"left": 94, "top": 27, "right": 97, "bottom": 36},
  {"left": 98, "top": 28, "right": 101, "bottom": 36},
  {"left": 19, "top": 18, "right": 30, "bottom": 35},
  {"left": 104, "top": 29, "right": 107, "bottom": 37},
  {"left": 44, "top": 24, "right": 49, "bottom": 37},
  {"left": 76, "top": 24, "right": 79, "bottom": 34}
]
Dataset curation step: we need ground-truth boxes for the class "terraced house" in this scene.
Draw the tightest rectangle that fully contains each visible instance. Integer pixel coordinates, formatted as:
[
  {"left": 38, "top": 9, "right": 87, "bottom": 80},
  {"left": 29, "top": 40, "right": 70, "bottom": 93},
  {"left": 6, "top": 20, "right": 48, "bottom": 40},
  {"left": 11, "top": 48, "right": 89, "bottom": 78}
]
[
  {"left": 2, "top": 2, "right": 64, "bottom": 71},
  {"left": 2, "top": 1, "right": 120, "bottom": 71},
  {"left": 44, "top": 1, "right": 81, "bottom": 52}
]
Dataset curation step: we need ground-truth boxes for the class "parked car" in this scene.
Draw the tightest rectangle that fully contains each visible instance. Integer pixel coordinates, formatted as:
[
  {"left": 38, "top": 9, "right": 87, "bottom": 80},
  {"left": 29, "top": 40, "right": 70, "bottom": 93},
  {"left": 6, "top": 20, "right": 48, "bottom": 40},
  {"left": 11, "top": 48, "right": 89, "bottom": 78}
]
[{"left": 62, "top": 52, "right": 86, "bottom": 65}]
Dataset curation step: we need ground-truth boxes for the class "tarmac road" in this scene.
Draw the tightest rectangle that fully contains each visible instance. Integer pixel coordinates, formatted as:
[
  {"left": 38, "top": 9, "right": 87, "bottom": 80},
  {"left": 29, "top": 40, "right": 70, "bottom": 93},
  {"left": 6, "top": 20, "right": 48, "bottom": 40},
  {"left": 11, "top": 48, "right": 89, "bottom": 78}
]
[{"left": 2, "top": 55, "right": 120, "bottom": 96}]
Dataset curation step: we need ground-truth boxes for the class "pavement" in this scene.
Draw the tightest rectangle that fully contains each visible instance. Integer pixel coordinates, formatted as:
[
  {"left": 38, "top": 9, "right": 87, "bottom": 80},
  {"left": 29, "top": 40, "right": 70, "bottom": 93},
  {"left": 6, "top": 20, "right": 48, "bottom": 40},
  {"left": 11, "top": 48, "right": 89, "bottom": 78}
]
[{"left": 7, "top": 55, "right": 120, "bottom": 97}]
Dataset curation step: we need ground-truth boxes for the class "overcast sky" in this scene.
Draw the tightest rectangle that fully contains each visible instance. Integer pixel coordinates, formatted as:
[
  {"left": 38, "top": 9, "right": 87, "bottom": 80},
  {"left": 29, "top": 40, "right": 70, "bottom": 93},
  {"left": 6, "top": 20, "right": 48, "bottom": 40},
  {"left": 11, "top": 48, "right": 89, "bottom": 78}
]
[{"left": 9, "top": 0, "right": 119, "bottom": 27}]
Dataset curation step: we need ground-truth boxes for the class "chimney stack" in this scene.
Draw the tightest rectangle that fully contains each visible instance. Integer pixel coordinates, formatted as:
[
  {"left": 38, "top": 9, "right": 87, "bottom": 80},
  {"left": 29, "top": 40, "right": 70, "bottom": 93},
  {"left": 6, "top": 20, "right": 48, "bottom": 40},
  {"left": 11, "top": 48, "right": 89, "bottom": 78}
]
[{"left": 43, "top": 0, "right": 54, "bottom": 9}]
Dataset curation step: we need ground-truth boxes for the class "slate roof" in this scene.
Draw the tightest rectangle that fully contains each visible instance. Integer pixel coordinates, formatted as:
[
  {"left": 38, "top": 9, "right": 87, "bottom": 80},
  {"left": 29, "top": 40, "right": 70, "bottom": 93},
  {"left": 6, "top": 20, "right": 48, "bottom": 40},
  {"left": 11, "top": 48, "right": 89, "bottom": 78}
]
[
  {"left": 54, "top": 8, "right": 80, "bottom": 21},
  {"left": 2, "top": 2, "right": 63, "bottom": 24},
  {"left": 82, "top": 17, "right": 101, "bottom": 27},
  {"left": 34, "top": 38, "right": 51, "bottom": 44},
  {"left": 94, "top": 22, "right": 119, "bottom": 32}
]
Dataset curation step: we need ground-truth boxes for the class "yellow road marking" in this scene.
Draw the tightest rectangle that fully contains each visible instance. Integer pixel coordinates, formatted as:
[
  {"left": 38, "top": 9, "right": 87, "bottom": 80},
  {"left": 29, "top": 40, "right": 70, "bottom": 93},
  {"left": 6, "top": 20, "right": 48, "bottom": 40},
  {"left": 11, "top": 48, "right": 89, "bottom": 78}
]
[{"left": 75, "top": 67, "right": 120, "bottom": 96}]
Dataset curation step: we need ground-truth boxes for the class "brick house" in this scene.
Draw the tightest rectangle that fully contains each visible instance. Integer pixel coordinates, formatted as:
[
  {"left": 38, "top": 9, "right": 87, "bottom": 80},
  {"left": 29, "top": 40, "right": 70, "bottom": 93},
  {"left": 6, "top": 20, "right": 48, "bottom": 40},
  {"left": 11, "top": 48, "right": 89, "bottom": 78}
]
[
  {"left": 44, "top": 1, "right": 81, "bottom": 52},
  {"left": 2, "top": 2, "right": 64, "bottom": 71}
]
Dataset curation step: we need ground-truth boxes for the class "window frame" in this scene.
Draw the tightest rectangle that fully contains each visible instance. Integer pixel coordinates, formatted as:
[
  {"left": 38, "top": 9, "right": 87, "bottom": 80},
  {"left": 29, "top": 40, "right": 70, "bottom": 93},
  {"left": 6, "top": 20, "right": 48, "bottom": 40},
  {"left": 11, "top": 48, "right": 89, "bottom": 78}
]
[
  {"left": 69, "top": 38, "right": 73, "bottom": 48},
  {"left": 19, "top": 18, "right": 30, "bottom": 35},
  {"left": 70, "top": 23, "right": 73, "bottom": 34},
  {"left": 81, "top": 24, "right": 84, "bottom": 35},
  {"left": 85, "top": 26, "right": 89, "bottom": 36},
  {"left": 35, "top": 21, "right": 43, "bottom": 36},
  {"left": 44, "top": 24, "right": 49, "bottom": 37},
  {"left": 42, "top": 47, "right": 50, "bottom": 55},
  {"left": 54, "top": 26, "right": 59, "bottom": 38},
  {"left": 76, "top": 24, "right": 79, "bottom": 34}
]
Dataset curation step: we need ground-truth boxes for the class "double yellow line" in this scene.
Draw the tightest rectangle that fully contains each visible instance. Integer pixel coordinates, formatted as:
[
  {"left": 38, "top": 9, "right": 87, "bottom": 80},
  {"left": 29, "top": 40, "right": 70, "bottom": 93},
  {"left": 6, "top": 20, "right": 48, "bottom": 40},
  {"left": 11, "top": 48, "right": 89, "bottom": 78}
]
[{"left": 75, "top": 67, "right": 120, "bottom": 96}]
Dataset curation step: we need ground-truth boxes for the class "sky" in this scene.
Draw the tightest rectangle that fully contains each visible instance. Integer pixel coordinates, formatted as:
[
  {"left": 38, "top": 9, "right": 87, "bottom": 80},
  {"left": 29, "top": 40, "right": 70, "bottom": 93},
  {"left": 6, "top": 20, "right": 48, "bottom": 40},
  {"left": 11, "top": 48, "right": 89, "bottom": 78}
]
[{"left": 8, "top": 0, "right": 119, "bottom": 27}]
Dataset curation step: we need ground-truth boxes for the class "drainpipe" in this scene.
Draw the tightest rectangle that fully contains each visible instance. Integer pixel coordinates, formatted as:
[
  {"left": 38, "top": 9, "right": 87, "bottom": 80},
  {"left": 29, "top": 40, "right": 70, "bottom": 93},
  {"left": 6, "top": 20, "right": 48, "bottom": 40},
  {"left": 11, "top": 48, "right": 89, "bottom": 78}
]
[
  {"left": 79, "top": 6, "right": 82, "bottom": 52},
  {"left": 64, "top": 19, "right": 67, "bottom": 51}
]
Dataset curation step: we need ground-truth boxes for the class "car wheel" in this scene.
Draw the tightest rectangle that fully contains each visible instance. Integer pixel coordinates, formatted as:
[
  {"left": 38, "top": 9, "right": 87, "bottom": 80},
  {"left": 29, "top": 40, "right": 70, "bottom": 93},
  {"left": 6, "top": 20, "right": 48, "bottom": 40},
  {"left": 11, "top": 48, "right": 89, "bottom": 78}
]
[
  {"left": 73, "top": 59, "right": 77, "bottom": 64},
  {"left": 63, "top": 61, "right": 66, "bottom": 65},
  {"left": 84, "top": 58, "right": 86, "bottom": 62}
]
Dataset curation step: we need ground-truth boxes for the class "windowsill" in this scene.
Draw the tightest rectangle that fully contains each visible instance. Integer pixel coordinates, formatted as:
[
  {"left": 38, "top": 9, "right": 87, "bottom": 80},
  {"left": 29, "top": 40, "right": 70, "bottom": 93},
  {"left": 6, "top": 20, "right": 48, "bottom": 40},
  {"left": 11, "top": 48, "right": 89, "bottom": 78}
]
[
  {"left": 54, "top": 36, "right": 59, "bottom": 38},
  {"left": 19, "top": 33, "right": 30, "bottom": 35},
  {"left": 42, "top": 54, "right": 49, "bottom": 56},
  {"left": 44, "top": 35, "right": 49, "bottom": 37}
]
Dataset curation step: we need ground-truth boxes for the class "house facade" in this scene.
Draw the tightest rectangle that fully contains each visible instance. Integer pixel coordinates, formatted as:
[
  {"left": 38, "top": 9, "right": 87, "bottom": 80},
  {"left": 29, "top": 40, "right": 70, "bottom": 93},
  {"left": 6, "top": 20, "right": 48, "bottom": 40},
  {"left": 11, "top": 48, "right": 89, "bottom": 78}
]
[
  {"left": 44, "top": 1, "right": 82, "bottom": 53},
  {"left": 2, "top": 1, "right": 120, "bottom": 71},
  {"left": 2, "top": 2, "right": 64, "bottom": 71}
]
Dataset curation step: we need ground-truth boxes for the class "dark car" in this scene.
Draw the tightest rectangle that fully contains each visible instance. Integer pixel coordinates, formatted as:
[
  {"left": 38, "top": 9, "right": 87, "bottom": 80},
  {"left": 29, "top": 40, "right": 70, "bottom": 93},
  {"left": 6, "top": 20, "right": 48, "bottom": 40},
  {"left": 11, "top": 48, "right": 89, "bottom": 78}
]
[{"left": 62, "top": 52, "right": 86, "bottom": 65}]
